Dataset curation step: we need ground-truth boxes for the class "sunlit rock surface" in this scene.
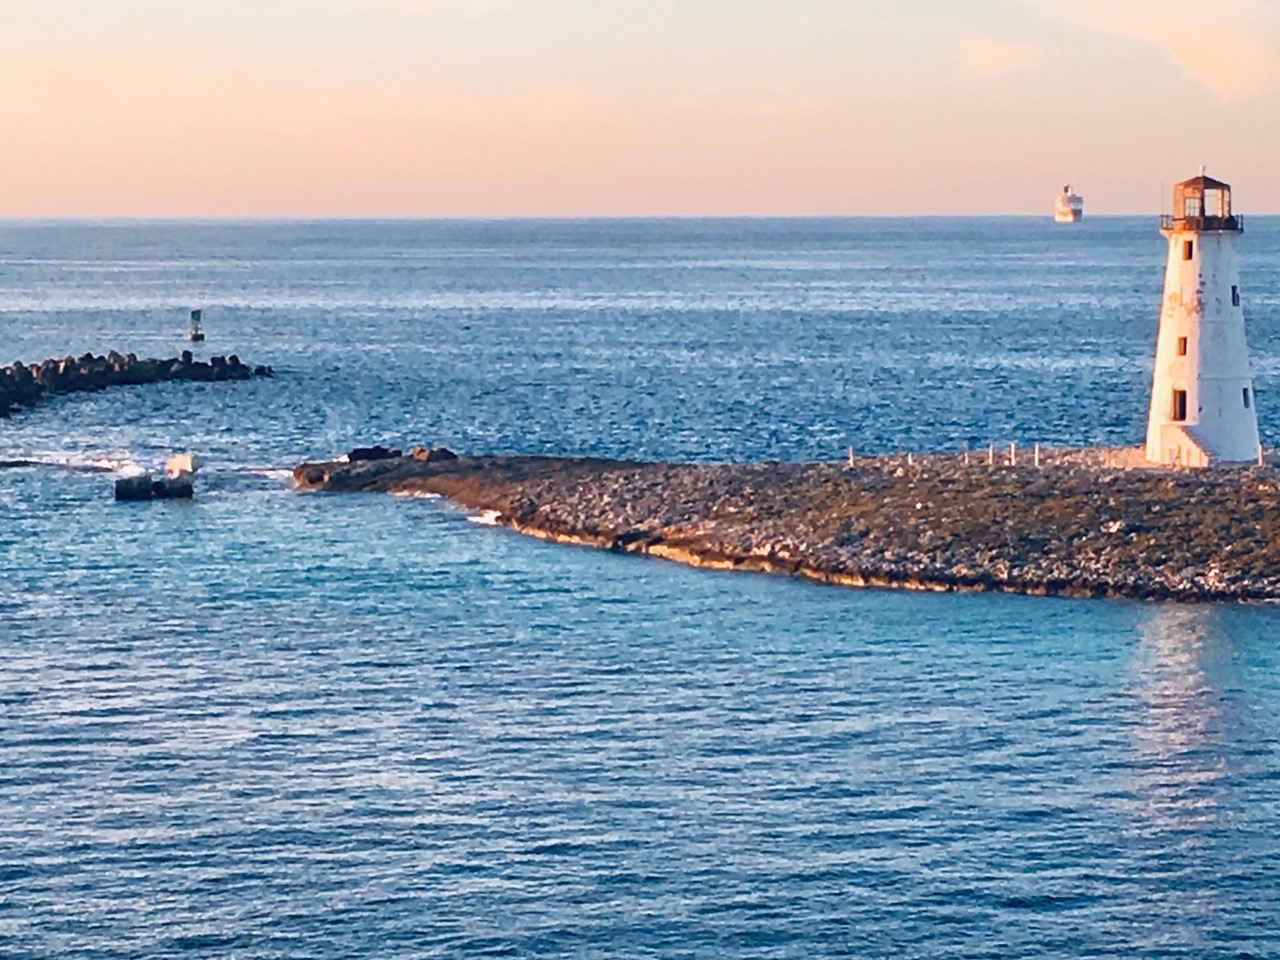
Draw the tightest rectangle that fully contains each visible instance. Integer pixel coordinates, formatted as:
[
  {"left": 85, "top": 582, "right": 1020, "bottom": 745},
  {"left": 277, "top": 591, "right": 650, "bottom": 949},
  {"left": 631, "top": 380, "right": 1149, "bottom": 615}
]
[{"left": 294, "top": 448, "right": 1280, "bottom": 602}]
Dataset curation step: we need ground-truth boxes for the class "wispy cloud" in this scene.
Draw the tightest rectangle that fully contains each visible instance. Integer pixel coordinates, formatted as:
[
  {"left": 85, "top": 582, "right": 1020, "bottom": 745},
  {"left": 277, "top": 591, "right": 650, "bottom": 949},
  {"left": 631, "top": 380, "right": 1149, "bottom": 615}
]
[
  {"left": 1040, "top": 0, "right": 1280, "bottom": 100},
  {"left": 338, "top": 0, "right": 528, "bottom": 13},
  {"left": 959, "top": 37, "right": 1036, "bottom": 80}
]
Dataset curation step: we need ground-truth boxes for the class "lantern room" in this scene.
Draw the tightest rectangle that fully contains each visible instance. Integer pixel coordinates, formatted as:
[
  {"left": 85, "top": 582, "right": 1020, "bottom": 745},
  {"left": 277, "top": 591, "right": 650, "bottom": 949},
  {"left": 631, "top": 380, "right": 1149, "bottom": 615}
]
[{"left": 1161, "top": 171, "right": 1242, "bottom": 233}]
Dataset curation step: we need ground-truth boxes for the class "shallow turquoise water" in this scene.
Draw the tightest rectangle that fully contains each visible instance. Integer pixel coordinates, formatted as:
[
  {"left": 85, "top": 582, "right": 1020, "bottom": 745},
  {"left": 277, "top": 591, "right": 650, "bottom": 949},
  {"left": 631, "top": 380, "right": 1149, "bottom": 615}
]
[{"left": 2, "top": 219, "right": 1280, "bottom": 957}]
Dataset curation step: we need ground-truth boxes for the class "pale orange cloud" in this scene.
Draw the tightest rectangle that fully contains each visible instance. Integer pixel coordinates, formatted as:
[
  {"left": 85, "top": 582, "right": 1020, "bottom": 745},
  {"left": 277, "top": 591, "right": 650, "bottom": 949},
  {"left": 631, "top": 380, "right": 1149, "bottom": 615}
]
[
  {"left": 338, "top": 0, "right": 536, "bottom": 14},
  {"left": 959, "top": 37, "right": 1037, "bottom": 80},
  {"left": 1041, "top": 0, "right": 1280, "bottom": 100}
]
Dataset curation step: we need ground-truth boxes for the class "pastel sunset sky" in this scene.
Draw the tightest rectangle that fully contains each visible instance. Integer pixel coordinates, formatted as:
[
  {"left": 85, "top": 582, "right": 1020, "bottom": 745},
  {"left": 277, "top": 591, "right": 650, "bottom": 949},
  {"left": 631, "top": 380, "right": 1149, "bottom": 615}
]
[{"left": 3, "top": 0, "right": 1279, "bottom": 217}]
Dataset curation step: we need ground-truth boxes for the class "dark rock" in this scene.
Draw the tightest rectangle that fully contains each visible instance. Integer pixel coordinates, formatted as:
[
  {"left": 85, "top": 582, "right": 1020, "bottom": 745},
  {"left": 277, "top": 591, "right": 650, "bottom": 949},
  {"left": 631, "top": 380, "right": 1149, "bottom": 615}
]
[
  {"left": 115, "top": 475, "right": 155, "bottom": 501},
  {"left": 348, "top": 445, "right": 402, "bottom": 462},
  {"left": 152, "top": 477, "right": 194, "bottom": 499},
  {"left": 410, "top": 445, "right": 459, "bottom": 462}
]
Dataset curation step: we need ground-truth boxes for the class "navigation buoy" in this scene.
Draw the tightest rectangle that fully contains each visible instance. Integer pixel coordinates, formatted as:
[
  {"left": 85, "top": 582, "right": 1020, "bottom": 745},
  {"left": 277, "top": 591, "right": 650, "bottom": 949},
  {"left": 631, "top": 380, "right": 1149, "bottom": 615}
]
[{"left": 187, "top": 309, "right": 205, "bottom": 342}]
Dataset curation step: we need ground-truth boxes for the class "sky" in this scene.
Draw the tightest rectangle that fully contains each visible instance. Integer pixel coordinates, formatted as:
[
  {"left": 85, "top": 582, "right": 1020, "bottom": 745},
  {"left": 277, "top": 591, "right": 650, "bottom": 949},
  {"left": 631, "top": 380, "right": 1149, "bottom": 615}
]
[{"left": 1, "top": 0, "right": 1279, "bottom": 217}]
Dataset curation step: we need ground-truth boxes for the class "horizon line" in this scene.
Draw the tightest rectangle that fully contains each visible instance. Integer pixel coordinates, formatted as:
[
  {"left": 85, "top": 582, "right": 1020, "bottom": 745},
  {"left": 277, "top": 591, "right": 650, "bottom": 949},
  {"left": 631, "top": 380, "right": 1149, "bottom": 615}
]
[{"left": 5, "top": 211, "right": 1273, "bottom": 225}]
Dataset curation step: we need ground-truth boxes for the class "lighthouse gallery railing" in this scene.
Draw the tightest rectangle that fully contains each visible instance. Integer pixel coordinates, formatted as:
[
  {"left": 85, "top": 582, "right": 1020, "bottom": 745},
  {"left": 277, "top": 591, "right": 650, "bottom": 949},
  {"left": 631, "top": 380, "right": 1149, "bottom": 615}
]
[{"left": 1160, "top": 214, "right": 1244, "bottom": 232}]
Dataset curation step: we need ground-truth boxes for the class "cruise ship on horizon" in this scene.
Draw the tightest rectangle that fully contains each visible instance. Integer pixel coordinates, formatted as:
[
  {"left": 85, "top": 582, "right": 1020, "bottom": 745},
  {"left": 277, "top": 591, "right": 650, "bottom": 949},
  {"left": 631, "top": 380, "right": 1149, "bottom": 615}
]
[{"left": 1054, "top": 184, "right": 1084, "bottom": 222}]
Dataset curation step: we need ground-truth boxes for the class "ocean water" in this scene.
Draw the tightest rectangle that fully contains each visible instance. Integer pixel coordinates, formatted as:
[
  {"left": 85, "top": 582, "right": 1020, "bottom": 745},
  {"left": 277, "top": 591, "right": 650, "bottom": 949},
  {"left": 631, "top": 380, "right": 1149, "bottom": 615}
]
[{"left": 2, "top": 217, "right": 1280, "bottom": 958}]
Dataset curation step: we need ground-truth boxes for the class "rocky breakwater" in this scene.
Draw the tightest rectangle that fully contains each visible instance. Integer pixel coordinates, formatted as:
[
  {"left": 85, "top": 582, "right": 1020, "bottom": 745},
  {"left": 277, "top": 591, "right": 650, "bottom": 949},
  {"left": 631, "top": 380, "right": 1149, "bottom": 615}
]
[
  {"left": 292, "top": 449, "right": 1280, "bottom": 602},
  {"left": 0, "top": 350, "right": 273, "bottom": 417}
]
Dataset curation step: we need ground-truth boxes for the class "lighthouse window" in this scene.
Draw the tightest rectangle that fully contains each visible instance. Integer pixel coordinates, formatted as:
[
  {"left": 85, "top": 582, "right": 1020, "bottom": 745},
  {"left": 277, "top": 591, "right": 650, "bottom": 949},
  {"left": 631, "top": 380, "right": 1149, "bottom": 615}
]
[
  {"left": 1176, "top": 337, "right": 1188, "bottom": 356},
  {"left": 1244, "top": 388, "right": 1251, "bottom": 409},
  {"left": 1233, "top": 285, "right": 1241, "bottom": 306},
  {"left": 1183, "top": 240, "right": 1194, "bottom": 260},
  {"left": 1172, "top": 389, "right": 1187, "bottom": 422}
]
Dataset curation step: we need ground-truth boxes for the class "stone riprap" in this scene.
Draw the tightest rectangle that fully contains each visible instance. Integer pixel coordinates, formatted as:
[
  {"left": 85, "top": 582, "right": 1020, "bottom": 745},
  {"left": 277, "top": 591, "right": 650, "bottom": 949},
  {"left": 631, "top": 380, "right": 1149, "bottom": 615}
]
[
  {"left": 292, "top": 449, "right": 1280, "bottom": 602},
  {"left": 0, "top": 350, "right": 272, "bottom": 417}
]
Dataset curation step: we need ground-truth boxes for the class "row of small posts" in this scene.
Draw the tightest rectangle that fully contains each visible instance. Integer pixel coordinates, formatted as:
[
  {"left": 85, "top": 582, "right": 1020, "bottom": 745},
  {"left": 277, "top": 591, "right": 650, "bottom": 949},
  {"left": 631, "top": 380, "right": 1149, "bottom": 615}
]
[
  {"left": 967, "top": 442, "right": 1042, "bottom": 467},
  {"left": 844, "top": 442, "right": 1268, "bottom": 469},
  {"left": 845, "top": 442, "right": 1044, "bottom": 468}
]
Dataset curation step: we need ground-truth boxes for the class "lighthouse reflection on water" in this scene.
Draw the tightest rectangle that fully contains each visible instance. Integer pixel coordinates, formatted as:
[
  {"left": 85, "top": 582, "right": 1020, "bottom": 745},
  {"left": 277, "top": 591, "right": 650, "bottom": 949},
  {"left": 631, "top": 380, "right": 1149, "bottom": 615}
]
[{"left": 1128, "top": 605, "right": 1238, "bottom": 840}]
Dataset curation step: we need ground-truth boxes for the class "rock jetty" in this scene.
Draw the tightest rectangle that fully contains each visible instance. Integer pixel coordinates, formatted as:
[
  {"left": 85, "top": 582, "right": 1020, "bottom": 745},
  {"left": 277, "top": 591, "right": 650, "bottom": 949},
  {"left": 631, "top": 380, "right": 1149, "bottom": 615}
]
[
  {"left": 0, "top": 350, "right": 272, "bottom": 417},
  {"left": 293, "top": 448, "right": 1280, "bottom": 603}
]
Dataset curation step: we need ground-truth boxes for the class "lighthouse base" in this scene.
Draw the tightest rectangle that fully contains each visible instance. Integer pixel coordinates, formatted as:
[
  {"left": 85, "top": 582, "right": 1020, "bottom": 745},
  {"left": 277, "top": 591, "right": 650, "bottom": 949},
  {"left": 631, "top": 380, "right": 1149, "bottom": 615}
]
[
  {"left": 1146, "top": 423, "right": 1259, "bottom": 468},
  {"left": 1147, "top": 424, "right": 1211, "bottom": 469}
]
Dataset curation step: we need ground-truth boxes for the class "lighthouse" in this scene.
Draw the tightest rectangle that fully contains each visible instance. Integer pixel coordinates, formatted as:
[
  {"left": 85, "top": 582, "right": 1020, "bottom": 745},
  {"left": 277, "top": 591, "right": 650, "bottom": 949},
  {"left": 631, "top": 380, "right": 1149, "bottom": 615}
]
[{"left": 1144, "top": 171, "right": 1259, "bottom": 467}]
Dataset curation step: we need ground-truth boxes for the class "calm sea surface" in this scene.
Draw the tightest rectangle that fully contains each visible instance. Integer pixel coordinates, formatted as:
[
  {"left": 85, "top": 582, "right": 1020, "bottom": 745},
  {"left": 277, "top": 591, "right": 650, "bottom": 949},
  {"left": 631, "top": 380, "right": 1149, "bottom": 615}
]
[{"left": 2, "top": 218, "right": 1280, "bottom": 957}]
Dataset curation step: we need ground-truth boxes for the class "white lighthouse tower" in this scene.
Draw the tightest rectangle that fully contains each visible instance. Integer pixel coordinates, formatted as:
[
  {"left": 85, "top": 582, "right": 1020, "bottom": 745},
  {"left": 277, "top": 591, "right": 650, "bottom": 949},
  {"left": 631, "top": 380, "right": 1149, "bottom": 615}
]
[{"left": 1145, "top": 171, "right": 1259, "bottom": 467}]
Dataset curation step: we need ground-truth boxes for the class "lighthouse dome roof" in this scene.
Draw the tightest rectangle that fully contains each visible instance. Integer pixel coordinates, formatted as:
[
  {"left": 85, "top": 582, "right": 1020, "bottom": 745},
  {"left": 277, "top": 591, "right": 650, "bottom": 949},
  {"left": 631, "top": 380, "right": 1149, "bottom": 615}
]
[{"left": 1176, "top": 173, "right": 1231, "bottom": 190}]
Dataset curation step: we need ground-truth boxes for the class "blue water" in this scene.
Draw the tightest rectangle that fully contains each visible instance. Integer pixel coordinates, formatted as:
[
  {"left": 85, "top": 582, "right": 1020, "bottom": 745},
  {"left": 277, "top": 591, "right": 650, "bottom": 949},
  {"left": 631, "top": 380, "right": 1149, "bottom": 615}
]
[{"left": 3, "top": 218, "right": 1280, "bottom": 957}]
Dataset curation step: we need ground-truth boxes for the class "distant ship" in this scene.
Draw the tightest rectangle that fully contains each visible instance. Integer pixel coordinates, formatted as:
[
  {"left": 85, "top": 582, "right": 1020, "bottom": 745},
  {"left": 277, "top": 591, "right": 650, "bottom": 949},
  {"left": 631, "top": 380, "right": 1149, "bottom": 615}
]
[{"left": 1054, "top": 185, "right": 1084, "bottom": 223}]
